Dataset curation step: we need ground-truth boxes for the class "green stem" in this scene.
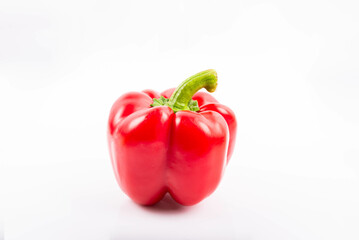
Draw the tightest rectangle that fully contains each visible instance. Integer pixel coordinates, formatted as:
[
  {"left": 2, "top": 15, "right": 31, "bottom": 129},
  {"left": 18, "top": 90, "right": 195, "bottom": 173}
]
[{"left": 167, "top": 69, "right": 218, "bottom": 112}]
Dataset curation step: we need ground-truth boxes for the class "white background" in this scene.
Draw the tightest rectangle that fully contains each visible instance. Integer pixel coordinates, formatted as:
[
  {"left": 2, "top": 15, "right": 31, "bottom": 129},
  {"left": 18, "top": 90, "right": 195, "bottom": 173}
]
[{"left": 1, "top": 0, "right": 359, "bottom": 239}]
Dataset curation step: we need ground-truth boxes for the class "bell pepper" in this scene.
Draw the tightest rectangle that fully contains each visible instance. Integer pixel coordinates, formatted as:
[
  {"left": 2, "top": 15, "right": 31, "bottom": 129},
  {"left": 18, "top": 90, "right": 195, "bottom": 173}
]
[{"left": 108, "top": 69, "right": 237, "bottom": 206}]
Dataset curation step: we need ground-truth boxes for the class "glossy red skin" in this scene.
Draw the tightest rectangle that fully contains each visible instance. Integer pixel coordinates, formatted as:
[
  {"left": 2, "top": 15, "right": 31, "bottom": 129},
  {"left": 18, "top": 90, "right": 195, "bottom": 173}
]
[{"left": 108, "top": 88, "right": 237, "bottom": 206}]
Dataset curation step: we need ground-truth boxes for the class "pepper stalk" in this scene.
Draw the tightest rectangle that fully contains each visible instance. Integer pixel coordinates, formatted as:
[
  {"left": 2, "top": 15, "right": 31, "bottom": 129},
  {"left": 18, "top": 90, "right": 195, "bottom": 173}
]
[{"left": 151, "top": 69, "right": 218, "bottom": 113}]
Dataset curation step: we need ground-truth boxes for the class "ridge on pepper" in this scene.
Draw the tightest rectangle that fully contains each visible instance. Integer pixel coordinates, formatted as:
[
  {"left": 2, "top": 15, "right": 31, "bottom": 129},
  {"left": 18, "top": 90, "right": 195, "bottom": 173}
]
[{"left": 108, "top": 69, "right": 237, "bottom": 206}]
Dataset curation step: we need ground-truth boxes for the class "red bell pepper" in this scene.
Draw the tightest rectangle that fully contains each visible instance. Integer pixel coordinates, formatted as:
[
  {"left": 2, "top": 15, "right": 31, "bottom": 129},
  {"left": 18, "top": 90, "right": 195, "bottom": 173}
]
[{"left": 108, "top": 69, "right": 237, "bottom": 206}]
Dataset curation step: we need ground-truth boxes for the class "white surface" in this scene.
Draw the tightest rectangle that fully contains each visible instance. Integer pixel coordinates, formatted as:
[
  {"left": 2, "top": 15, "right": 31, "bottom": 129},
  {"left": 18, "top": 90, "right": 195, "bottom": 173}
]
[{"left": 1, "top": 0, "right": 359, "bottom": 239}]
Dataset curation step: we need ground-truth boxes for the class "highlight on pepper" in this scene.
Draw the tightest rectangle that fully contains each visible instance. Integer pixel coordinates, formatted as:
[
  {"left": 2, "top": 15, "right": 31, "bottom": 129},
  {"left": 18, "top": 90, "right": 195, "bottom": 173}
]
[{"left": 107, "top": 69, "right": 237, "bottom": 206}]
